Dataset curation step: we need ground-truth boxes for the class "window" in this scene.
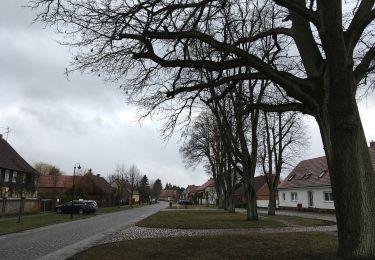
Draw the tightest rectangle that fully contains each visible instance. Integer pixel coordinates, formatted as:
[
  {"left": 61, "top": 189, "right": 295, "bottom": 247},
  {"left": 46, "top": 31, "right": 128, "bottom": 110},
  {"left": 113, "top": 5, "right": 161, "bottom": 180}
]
[
  {"left": 324, "top": 192, "right": 334, "bottom": 202},
  {"left": 305, "top": 172, "right": 312, "bottom": 179},
  {"left": 4, "top": 170, "right": 10, "bottom": 182},
  {"left": 282, "top": 192, "right": 285, "bottom": 201},
  {"left": 23, "top": 173, "right": 27, "bottom": 183},
  {"left": 12, "top": 171, "right": 17, "bottom": 183},
  {"left": 291, "top": 192, "right": 298, "bottom": 202},
  {"left": 299, "top": 173, "right": 306, "bottom": 179},
  {"left": 288, "top": 174, "right": 296, "bottom": 181},
  {"left": 319, "top": 170, "right": 327, "bottom": 178}
]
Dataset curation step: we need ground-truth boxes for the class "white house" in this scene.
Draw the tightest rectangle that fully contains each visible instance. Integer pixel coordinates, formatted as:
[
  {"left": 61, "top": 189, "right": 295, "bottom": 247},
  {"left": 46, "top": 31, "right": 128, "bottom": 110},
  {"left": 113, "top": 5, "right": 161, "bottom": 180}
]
[{"left": 278, "top": 141, "right": 375, "bottom": 212}]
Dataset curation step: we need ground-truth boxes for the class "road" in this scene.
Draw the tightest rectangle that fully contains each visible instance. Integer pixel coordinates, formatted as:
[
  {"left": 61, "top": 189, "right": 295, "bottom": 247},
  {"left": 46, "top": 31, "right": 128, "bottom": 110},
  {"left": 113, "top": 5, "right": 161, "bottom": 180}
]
[{"left": 0, "top": 202, "right": 167, "bottom": 260}]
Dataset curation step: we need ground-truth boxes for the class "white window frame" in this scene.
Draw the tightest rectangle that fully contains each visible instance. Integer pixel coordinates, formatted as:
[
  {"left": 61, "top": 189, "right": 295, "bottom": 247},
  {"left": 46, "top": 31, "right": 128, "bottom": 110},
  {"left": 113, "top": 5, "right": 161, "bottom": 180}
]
[
  {"left": 291, "top": 192, "right": 298, "bottom": 202},
  {"left": 12, "top": 171, "right": 17, "bottom": 183},
  {"left": 4, "top": 170, "right": 10, "bottom": 182},
  {"left": 323, "top": 191, "right": 334, "bottom": 202}
]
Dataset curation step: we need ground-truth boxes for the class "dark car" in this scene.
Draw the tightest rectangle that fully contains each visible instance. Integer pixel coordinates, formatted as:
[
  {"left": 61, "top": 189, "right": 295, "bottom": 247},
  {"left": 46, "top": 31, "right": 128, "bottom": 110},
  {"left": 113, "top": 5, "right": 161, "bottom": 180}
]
[
  {"left": 55, "top": 200, "right": 97, "bottom": 214},
  {"left": 178, "top": 199, "right": 193, "bottom": 205}
]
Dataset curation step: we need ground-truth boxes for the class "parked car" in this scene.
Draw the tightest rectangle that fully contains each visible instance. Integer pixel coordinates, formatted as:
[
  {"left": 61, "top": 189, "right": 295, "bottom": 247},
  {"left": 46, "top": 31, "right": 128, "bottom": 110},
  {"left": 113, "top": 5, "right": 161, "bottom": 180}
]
[
  {"left": 55, "top": 200, "right": 97, "bottom": 214},
  {"left": 178, "top": 199, "right": 193, "bottom": 205}
]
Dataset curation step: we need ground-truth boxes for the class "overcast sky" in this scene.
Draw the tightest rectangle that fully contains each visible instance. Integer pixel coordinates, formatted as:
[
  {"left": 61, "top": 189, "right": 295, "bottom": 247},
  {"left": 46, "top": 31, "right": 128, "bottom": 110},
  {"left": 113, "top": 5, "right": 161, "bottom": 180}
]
[{"left": 1, "top": 1, "right": 374, "bottom": 187}]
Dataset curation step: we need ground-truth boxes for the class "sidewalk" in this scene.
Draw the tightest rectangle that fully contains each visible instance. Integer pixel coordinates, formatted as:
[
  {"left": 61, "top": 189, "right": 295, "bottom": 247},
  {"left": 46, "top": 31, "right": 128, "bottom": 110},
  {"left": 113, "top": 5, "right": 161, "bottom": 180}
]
[{"left": 236, "top": 208, "right": 337, "bottom": 222}]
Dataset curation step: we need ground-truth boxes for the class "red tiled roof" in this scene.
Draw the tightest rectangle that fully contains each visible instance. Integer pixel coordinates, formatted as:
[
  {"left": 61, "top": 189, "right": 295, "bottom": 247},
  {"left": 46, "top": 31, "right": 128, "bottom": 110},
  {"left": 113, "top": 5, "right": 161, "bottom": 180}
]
[
  {"left": 233, "top": 176, "right": 267, "bottom": 195},
  {"left": 186, "top": 185, "right": 198, "bottom": 193},
  {"left": 256, "top": 182, "right": 279, "bottom": 200},
  {"left": 196, "top": 178, "right": 215, "bottom": 191},
  {"left": 0, "top": 136, "right": 38, "bottom": 174},
  {"left": 279, "top": 144, "right": 375, "bottom": 189},
  {"left": 38, "top": 175, "right": 79, "bottom": 188},
  {"left": 159, "top": 189, "right": 177, "bottom": 198}
]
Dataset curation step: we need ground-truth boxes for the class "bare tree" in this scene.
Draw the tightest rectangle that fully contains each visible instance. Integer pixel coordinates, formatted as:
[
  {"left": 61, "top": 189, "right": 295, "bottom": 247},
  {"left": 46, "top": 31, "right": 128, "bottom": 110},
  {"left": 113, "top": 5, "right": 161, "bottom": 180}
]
[
  {"left": 125, "top": 165, "right": 141, "bottom": 206},
  {"left": 31, "top": 1, "right": 375, "bottom": 257},
  {"left": 259, "top": 110, "right": 307, "bottom": 215},
  {"left": 180, "top": 111, "right": 227, "bottom": 209}
]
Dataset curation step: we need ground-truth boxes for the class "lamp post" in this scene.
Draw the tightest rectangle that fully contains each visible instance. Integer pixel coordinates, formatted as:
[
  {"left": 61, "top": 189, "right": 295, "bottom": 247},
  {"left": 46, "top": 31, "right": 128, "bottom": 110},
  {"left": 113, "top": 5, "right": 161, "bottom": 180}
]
[{"left": 71, "top": 163, "right": 81, "bottom": 218}]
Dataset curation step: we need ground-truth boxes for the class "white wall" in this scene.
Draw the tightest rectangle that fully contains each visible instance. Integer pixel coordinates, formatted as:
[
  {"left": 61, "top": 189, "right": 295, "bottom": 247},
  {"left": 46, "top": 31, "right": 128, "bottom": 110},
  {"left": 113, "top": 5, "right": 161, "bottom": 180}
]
[
  {"left": 278, "top": 187, "right": 335, "bottom": 210},
  {"left": 257, "top": 199, "right": 279, "bottom": 208}
]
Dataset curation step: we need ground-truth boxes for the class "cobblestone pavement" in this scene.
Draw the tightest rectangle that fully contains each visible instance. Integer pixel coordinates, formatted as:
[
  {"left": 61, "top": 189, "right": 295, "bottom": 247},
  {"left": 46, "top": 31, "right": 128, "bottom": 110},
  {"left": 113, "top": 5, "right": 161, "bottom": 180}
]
[
  {"left": 102, "top": 224, "right": 337, "bottom": 244},
  {"left": 0, "top": 202, "right": 167, "bottom": 260}
]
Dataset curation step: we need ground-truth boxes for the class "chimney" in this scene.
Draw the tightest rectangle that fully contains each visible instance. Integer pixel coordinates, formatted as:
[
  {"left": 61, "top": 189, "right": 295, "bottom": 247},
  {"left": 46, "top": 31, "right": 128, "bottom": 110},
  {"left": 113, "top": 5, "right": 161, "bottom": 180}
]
[
  {"left": 88, "top": 168, "right": 93, "bottom": 175},
  {"left": 370, "top": 140, "right": 375, "bottom": 149},
  {"left": 0, "top": 134, "right": 2, "bottom": 139},
  {"left": 96, "top": 174, "right": 100, "bottom": 177}
]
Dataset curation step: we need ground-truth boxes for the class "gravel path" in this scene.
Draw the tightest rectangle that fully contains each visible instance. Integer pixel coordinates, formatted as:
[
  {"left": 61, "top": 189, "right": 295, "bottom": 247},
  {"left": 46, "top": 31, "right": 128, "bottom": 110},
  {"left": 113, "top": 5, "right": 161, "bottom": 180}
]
[{"left": 101, "top": 224, "right": 337, "bottom": 244}]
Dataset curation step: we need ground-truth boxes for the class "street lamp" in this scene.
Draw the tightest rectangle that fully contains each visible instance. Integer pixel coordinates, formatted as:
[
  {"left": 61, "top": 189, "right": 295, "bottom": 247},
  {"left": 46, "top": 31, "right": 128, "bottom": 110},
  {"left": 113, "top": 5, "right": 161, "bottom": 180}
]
[{"left": 71, "top": 163, "right": 81, "bottom": 218}]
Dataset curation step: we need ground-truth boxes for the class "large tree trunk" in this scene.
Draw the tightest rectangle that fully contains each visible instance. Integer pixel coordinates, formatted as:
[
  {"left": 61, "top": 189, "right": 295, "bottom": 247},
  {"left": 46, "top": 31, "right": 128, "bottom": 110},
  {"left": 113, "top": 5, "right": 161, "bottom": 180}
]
[
  {"left": 267, "top": 188, "right": 276, "bottom": 216},
  {"left": 315, "top": 73, "right": 375, "bottom": 257},
  {"left": 245, "top": 183, "right": 258, "bottom": 220},
  {"left": 314, "top": 2, "right": 375, "bottom": 257}
]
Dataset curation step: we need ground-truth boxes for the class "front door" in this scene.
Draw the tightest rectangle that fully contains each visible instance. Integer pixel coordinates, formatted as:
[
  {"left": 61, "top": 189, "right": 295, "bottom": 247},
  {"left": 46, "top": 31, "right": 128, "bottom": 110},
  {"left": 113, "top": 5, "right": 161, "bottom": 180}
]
[{"left": 308, "top": 191, "right": 313, "bottom": 207}]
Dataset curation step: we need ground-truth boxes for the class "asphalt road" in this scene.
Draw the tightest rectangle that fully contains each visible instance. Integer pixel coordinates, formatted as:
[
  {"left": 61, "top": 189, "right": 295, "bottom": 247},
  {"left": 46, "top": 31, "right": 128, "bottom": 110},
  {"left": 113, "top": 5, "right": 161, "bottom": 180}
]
[{"left": 0, "top": 202, "right": 167, "bottom": 260}]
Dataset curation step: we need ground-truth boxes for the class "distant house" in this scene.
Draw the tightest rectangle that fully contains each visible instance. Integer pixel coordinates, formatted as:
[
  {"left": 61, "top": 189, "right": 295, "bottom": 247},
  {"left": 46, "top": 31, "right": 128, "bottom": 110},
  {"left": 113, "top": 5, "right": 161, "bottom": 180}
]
[
  {"left": 183, "top": 185, "right": 198, "bottom": 201},
  {"left": 278, "top": 141, "right": 375, "bottom": 212},
  {"left": 38, "top": 175, "right": 74, "bottom": 198},
  {"left": 196, "top": 178, "right": 216, "bottom": 205},
  {"left": 159, "top": 189, "right": 178, "bottom": 201},
  {"left": 0, "top": 135, "right": 39, "bottom": 197},
  {"left": 38, "top": 169, "right": 113, "bottom": 206},
  {"left": 75, "top": 170, "right": 112, "bottom": 206},
  {"left": 111, "top": 179, "right": 139, "bottom": 205},
  {"left": 233, "top": 176, "right": 267, "bottom": 205},
  {"left": 256, "top": 180, "right": 279, "bottom": 208}
]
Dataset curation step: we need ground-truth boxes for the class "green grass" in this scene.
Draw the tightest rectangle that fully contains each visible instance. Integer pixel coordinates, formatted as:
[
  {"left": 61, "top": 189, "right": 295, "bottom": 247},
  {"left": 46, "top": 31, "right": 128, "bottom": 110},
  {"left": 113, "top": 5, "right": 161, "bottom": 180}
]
[
  {"left": 0, "top": 205, "right": 139, "bottom": 234},
  {"left": 70, "top": 232, "right": 339, "bottom": 260},
  {"left": 137, "top": 210, "right": 285, "bottom": 229},
  {"left": 265, "top": 214, "right": 335, "bottom": 226},
  {"left": 137, "top": 210, "right": 335, "bottom": 229}
]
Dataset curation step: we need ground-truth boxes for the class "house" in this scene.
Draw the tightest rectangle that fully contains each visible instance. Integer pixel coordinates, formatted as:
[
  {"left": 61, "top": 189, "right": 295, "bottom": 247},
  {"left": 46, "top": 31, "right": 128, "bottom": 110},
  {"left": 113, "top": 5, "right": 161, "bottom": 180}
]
[
  {"left": 278, "top": 141, "right": 375, "bottom": 212},
  {"left": 256, "top": 180, "right": 279, "bottom": 208},
  {"left": 111, "top": 178, "right": 139, "bottom": 205},
  {"left": 75, "top": 169, "right": 112, "bottom": 206},
  {"left": 0, "top": 135, "right": 39, "bottom": 198},
  {"left": 38, "top": 175, "right": 74, "bottom": 198},
  {"left": 233, "top": 176, "right": 268, "bottom": 205},
  {"left": 38, "top": 169, "right": 113, "bottom": 206},
  {"left": 196, "top": 178, "right": 216, "bottom": 205},
  {"left": 159, "top": 189, "right": 178, "bottom": 201},
  {"left": 183, "top": 185, "right": 198, "bottom": 201}
]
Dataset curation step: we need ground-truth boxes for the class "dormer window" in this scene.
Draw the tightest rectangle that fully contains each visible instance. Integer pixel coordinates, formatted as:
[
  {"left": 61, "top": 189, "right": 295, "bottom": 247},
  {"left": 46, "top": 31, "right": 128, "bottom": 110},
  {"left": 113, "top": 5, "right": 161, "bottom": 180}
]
[
  {"left": 305, "top": 172, "right": 312, "bottom": 179},
  {"left": 288, "top": 174, "right": 296, "bottom": 181},
  {"left": 299, "top": 173, "right": 306, "bottom": 179},
  {"left": 318, "top": 170, "right": 327, "bottom": 178}
]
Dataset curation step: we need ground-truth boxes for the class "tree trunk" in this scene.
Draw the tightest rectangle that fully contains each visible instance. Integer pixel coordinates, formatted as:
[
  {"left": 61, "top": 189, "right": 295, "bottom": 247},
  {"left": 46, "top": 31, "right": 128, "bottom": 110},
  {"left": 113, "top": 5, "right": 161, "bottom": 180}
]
[
  {"left": 267, "top": 188, "right": 276, "bottom": 216},
  {"left": 227, "top": 195, "right": 235, "bottom": 213},
  {"left": 245, "top": 184, "right": 258, "bottom": 220},
  {"left": 315, "top": 76, "right": 375, "bottom": 258}
]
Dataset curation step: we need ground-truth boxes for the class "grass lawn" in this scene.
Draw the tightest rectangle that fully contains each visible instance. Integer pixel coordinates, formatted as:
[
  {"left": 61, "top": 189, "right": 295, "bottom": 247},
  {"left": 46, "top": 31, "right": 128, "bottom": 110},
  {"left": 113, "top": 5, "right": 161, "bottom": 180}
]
[
  {"left": 0, "top": 205, "right": 139, "bottom": 235},
  {"left": 136, "top": 210, "right": 334, "bottom": 229},
  {"left": 70, "top": 232, "right": 339, "bottom": 260}
]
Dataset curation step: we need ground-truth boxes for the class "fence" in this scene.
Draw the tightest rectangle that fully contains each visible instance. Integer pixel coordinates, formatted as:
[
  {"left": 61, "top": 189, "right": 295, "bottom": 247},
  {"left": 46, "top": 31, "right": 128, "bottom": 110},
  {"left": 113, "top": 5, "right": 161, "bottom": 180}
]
[{"left": 0, "top": 197, "right": 40, "bottom": 216}]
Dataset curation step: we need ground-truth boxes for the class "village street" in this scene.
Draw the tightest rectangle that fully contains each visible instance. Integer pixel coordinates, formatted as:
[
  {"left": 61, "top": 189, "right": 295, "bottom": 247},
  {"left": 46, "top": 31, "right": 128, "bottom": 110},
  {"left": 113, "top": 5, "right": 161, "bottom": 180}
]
[{"left": 0, "top": 202, "right": 167, "bottom": 260}]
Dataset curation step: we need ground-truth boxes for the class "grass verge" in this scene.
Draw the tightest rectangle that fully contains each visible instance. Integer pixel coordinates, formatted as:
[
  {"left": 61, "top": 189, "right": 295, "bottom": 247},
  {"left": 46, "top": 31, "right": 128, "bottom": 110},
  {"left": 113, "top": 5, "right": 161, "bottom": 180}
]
[
  {"left": 137, "top": 210, "right": 334, "bottom": 229},
  {"left": 70, "top": 232, "right": 339, "bottom": 260}
]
